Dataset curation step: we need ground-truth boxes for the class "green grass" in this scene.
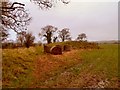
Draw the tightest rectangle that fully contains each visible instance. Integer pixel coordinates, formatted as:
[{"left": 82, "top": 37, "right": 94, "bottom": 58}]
[
  {"left": 78, "top": 44, "right": 118, "bottom": 86},
  {"left": 80, "top": 44, "right": 118, "bottom": 77},
  {"left": 2, "top": 43, "right": 118, "bottom": 88}
]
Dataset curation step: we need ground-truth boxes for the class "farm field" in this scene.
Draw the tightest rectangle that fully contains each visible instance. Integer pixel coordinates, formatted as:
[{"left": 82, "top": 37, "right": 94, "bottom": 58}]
[{"left": 2, "top": 43, "right": 119, "bottom": 88}]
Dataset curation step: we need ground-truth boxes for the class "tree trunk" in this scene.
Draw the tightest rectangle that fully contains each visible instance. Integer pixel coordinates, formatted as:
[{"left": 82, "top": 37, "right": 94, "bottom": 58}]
[{"left": 62, "top": 36, "right": 65, "bottom": 42}]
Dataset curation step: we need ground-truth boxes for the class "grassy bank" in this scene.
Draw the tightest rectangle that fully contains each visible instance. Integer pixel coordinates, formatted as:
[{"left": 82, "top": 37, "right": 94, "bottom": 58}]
[{"left": 2, "top": 46, "right": 43, "bottom": 87}]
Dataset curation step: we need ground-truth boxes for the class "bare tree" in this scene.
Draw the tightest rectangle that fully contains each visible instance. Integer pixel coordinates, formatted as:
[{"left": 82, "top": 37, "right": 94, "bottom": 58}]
[
  {"left": 59, "top": 28, "right": 71, "bottom": 42},
  {"left": 39, "top": 25, "right": 57, "bottom": 44},
  {"left": 17, "top": 31, "right": 35, "bottom": 48},
  {"left": 17, "top": 31, "right": 26, "bottom": 46},
  {"left": 0, "top": 27, "right": 9, "bottom": 42},
  {"left": 1, "top": 1, "right": 32, "bottom": 39},
  {"left": 24, "top": 32, "right": 35, "bottom": 48},
  {"left": 76, "top": 33, "right": 87, "bottom": 41}
]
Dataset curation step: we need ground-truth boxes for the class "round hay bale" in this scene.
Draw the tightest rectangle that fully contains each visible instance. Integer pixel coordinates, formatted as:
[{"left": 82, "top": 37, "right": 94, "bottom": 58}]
[
  {"left": 63, "top": 45, "right": 71, "bottom": 51},
  {"left": 50, "top": 45, "right": 62, "bottom": 55}
]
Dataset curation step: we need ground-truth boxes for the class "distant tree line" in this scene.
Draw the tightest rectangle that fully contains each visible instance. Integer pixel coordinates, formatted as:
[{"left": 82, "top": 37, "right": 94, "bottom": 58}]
[
  {"left": 1, "top": 24, "right": 87, "bottom": 49},
  {"left": 38, "top": 25, "right": 87, "bottom": 44},
  {"left": 38, "top": 25, "right": 73, "bottom": 44}
]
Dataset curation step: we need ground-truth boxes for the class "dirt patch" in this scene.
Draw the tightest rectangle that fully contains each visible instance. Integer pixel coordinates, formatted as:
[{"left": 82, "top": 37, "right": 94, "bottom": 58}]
[{"left": 30, "top": 50, "right": 81, "bottom": 88}]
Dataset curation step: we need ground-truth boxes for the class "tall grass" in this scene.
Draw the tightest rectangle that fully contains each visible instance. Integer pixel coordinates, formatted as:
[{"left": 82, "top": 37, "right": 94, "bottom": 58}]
[
  {"left": 74, "top": 44, "right": 118, "bottom": 87},
  {"left": 80, "top": 44, "right": 118, "bottom": 78}
]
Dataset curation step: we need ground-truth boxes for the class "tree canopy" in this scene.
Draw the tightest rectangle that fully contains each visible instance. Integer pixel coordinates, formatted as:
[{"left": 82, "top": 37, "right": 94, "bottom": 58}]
[
  {"left": 17, "top": 31, "right": 35, "bottom": 48},
  {"left": 39, "top": 25, "right": 58, "bottom": 44},
  {"left": 1, "top": 1, "right": 32, "bottom": 33},
  {"left": 24, "top": 32, "right": 35, "bottom": 48},
  {"left": 59, "top": 28, "right": 71, "bottom": 42},
  {"left": 76, "top": 33, "right": 87, "bottom": 41}
]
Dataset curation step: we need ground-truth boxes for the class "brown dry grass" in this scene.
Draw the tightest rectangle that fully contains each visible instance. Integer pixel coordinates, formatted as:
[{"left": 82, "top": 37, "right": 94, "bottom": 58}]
[{"left": 30, "top": 50, "right": 82, "bottom": 88}]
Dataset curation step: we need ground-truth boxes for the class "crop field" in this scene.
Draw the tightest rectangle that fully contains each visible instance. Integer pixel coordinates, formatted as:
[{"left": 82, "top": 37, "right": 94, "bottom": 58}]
[{"left": 2, "top": 43, "right": 119, "bottom": 88}]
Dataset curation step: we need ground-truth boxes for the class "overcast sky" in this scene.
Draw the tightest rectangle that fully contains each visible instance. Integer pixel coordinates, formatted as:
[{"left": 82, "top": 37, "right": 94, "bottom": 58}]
[{"left": 9, "top": 0, "right": 118, "bottom": 42}]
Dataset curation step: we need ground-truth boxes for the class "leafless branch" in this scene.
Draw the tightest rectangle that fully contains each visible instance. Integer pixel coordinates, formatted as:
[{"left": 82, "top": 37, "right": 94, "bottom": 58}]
[
  {"left": 31, "top": 0, "right": 70, "bottom": 9},
  {"left": 1, "top": 1, "right": 32, "bottom": 34}
]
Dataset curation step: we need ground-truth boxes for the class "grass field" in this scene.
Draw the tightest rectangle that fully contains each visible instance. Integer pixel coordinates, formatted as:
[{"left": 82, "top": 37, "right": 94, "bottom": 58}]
[{"left": 2, "top": 43, "right": 119, "bottom": 88}]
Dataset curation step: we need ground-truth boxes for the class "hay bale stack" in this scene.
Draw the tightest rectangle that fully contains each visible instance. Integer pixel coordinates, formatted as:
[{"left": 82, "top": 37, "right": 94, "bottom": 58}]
[
  {"left": 50, "top": 45, "right": 62, "bottom": 55},
  {"left": 44, "top": 45, "right": 51, "bottom": 53},
  {"left": 87, "top": 42, "right": 100, "bottom": 49},
  {"left": 63, "top": 45, "right": 71, "bottom": 51}
]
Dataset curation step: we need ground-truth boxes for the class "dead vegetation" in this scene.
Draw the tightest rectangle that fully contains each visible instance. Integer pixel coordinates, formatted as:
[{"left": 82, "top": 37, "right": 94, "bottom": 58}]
[{"left": 30, "top": 50, "right": 82, "bottom": 88}]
